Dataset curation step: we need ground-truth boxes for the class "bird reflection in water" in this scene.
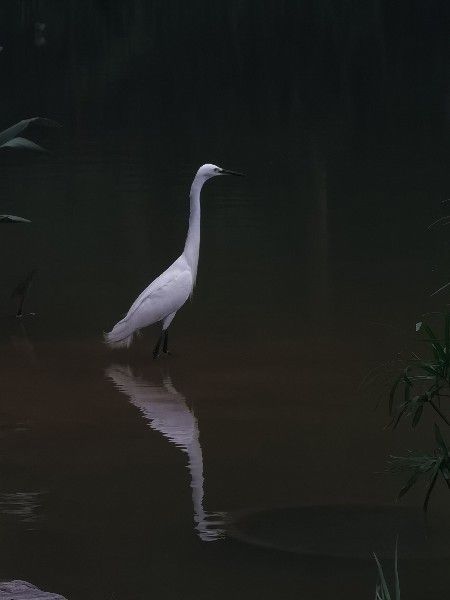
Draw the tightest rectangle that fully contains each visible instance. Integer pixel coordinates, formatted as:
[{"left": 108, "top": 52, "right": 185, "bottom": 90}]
[
  {"left": 9, "top": 320, "right": 37, "bottom": 365},
  {"left": 106, "top": 365, "right": 224, "bottom": 541}
]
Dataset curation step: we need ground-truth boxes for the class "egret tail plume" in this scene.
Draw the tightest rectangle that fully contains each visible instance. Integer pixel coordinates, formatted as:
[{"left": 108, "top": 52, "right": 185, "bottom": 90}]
[{"left": 104, "top": 318, "right": 137, "bottom": 349}]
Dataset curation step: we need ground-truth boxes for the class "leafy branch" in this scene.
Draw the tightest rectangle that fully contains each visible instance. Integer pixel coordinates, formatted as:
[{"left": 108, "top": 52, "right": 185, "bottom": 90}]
[
  {"left": 384, "top": 312, "right": 450, "bottom": 510},
  {"left": 388, "top": 424, "right": 450, "bottom": 512},
  {"left": 373, "top": 540, "right": 400, "bottom": 600},
  {"left": 388, "top": 314, "right": 450, "bottom": 429}
]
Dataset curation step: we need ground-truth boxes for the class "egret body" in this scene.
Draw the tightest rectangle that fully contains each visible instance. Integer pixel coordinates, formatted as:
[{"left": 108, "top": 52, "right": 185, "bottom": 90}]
[{"left": 105, "top": 163, "right": 242, "bottom": 357}]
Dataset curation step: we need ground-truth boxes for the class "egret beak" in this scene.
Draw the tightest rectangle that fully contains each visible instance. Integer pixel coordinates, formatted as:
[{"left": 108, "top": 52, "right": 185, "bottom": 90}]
[{"left": 220, "top": 169, "right": 244, "bottom": 176}]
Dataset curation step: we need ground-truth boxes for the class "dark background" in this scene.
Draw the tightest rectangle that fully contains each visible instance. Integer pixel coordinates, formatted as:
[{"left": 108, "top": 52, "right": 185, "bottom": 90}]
[
  {"left": 0, "top": 3, "right": 450, "bottom": 599},
  {"left": 0, "top": 1, "right": 448, "bottom": 338}
]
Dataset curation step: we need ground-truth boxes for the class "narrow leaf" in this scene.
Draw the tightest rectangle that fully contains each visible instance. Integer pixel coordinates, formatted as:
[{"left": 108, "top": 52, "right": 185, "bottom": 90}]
[
  {"left": 431, "top": 282, "right": 450, "bottom": 298},
  {"left": 398, "top": 471, "right": 420, "bottom": 498},
  {"left": 393, "top": 405, "right": 409, "bottom": 429},
  {"left": 0, "top": 137, "right": 46, "bottom": 152},
  {"left": 389, "top": 376, "right": 402, "bottom": 415},
  {"left": 0, "top": 117, "right": 60, "bottom": 147},
  {"left": 404, "top": 382, "right": 411, "bottom": 407},
  {"left": 394, "top": 537, "right": 401, "bottom": 600},
  {"left": 0, "top": 214, "right": 31, "bottom": 223},
  {"left": 427, "top": 216, "right": 450, "bottom": 230},
  {"left": 441, "top": 463, "right": 450, "bottom": 481},
  {"left": 373, "top": 553, "right": 391, "bottom": 600},
  {"left": 423, "top": 467, "right": 440, "bottom": 512},
  {"left": 430, "top": 401, "right": 450, "bottom": 426},
  {"left": 445, "top": 313, "right": 450, "bottom": 356},
  {"left": 434, "top": 424, "right": 449, "bottom": 453},
  {"left": 420, "top": 324, "right": 446, "bottom": 363},
  {"left": 412, "top": 404, "right": 424, "bottom": 428}
]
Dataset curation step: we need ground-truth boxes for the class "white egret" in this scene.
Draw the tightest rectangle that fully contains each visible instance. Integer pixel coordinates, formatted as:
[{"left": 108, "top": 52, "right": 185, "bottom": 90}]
[{"left": 105, "top": 163, "right": 242, "bottom": 358}]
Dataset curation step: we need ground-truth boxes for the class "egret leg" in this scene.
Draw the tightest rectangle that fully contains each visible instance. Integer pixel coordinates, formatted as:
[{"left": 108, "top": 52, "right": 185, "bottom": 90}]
[
  {"left": 153, "top": 332, "right": 164, "bottom": 360},
  {"left": 16, "top": 295, "right": 25, "bottom": 318},
  {"left": 12, "top": 269, "right": 36, "bottom": 319},
  {"left": 160, "top": 312, "right": 176, "bottom": 356},
  {"left": 163, "top": 330, "right": 170, "bottom": 354}
]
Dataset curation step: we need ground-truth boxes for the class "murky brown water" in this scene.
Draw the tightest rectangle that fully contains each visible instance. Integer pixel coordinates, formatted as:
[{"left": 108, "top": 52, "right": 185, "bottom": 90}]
[
  {"left": 1, "top": 2, "right": 450, "bottom": 599},
  {"left": 2, "top": 331, "right": 450, "bottom": 599}
]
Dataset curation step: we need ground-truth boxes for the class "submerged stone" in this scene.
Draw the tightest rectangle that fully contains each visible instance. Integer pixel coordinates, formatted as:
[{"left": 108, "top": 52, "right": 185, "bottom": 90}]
[
  {"left": 0, "top": 580, "right": 67, "bottom": 600},
  {"left": 227, "top": 504, "right": 450, "bottom": 559}
]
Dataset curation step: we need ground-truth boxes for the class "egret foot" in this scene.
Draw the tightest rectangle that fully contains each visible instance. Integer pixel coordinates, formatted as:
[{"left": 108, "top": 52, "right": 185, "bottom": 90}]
[{"left": 12, "top": 269, "right": 37, "bottom": 319}]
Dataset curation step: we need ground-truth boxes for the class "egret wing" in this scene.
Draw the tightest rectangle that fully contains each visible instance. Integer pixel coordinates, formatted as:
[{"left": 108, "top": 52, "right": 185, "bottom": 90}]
[
  {"left": 127, "top": 266, "right": 192, "bottom": 329},
  {"left": 125, "top": 256, "right": 188, "bottom": 316}
]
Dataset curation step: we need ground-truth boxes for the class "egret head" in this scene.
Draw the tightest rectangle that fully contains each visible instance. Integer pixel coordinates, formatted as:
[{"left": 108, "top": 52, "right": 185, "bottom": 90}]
[{"left": 195, "top": 163, "right": 243, "bottom": 181}]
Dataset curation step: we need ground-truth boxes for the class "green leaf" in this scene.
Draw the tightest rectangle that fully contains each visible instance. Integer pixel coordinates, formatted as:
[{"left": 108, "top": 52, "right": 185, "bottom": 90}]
[
  {"left": 420, "top": 322, "right": 439, "bottom": 342},
  {"left": 0, "top": 214, "right": 31, "bottom": 223},
  {"left": 403, "top": 366, "right": 412, "bottom": 385},
  {"left": 398, "top": 471, "right": 420, "bottom": 498},
  {"left": 373, "top": 553, "right": 391, "bottom": 600},
  {"left": 412, "top": 405, "right": 424, "bottom": 428},
  {"left": 434, "top": 424, "right": 449, "bottom": 454},
  {"left": 417, "top": 363, "right": 440, "bottom": 377},
  {"left": 441, "top": 463, "right": 450, "bottom": 482},
  {"left": 0, "top": 117, "right": 60, "bottom": 147},
  {"left": 393, "top": 405, "right": 409, "bottom": 429},
  {"left": 404, "top": 381, "right": 411, "bottom": 406},
  {"left": 445, "top": 312, "right": 450, "bottom": 357},
  {"left": 428, "top": 216, "right": 450, "bottom": 230},
  {"left": 431, "top": 281, "right": 450, "bottom": 298},
  {"left": 389, "top": 376, "right": 402, "bottom": 415},
  {"left": 423, "top": 466, "right": 440, "bottom": 513},
  {"left": 394, "top": 537, "right": 401, "bottom": 600},
  {"left": 0, "top": 137, "right": 46, "bottom": 152},
  {"left": 420, "top": 323, "right": 447, "bottom": 363}
]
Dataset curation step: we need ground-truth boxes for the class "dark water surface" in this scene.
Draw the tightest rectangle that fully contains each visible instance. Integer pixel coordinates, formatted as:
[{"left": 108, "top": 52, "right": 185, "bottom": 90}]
[{"left": 1, "top": 2, "right": 450, "bottom": 599}]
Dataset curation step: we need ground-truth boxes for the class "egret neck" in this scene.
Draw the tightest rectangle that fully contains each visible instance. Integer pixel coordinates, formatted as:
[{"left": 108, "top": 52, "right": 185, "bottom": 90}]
[{"left": 183, "top": 174, "right": 203, "bottom": 286}]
